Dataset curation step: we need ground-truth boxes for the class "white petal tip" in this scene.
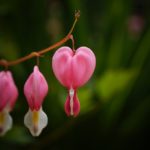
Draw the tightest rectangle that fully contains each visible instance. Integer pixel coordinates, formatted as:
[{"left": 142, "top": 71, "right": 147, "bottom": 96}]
[
  {"left": 0, "top": 112, "right": 12, "bottom": 136},
  {"left": 24, "top": 108, "right": 48, "bottom": 136}
]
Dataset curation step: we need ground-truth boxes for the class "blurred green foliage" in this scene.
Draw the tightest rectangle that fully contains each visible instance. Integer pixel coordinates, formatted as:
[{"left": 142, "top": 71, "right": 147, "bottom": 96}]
[{"left": 0, "top": 0, "right": 150, "bottom": 150}]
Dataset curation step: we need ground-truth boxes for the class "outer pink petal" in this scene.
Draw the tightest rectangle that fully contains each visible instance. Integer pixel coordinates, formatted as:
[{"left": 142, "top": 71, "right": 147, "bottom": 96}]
[
  {"left": 72, "top": 47, "right": 96, "bottom": 88},
  {"left": 24, "top": 66, "right": 48, "bottom": 110},
  {"left": 52, "top": 47, "right": 73, "bottom": 88},
  {"left": 0, "top": 71, "right": 18, "bottom": 111},
  {"left": 0, "top": 72, "right": 9, "bottom": 111},
  {"left": 6, "top": 72, "right": 18, "bottom": 110}
]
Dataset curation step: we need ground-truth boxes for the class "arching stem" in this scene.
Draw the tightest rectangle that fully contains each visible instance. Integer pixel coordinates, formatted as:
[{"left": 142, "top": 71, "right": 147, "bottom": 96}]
[{"left": 0, "top": 10, "right": 80, "bottom": 67}]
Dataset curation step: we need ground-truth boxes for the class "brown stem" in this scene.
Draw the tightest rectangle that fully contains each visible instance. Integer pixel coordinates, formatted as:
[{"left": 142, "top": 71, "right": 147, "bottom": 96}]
[
  {"left": 0, "top": 10, "right": 80, "bottom": 67},
  {"left": 70, "top": 34, "right": 75, "bottom": 51}
]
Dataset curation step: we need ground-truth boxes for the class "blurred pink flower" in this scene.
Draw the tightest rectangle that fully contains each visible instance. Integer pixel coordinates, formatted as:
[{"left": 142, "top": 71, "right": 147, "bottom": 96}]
[
  {"left": 0, "top": 71, "right": 18, "bottom": 135},
  {"left": 127, "top": 15, "right": 144, "bottom": 38}
]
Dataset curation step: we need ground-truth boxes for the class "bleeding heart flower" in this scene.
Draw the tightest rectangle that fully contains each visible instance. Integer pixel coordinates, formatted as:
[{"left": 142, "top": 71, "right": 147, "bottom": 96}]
[
  {"left": 24, "top": 66, "right": 48, "bottom": 136},
  {"left": 52, "top": 46, "right": 96, "bottom": 117},
  {"left": 0, "top": 71, "right": 18, "bottom": 136}
]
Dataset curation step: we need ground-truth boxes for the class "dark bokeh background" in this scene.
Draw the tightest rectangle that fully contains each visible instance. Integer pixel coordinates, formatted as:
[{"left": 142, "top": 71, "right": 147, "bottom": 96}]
[{"left": 0, "top": 0, "right": 150, "bottom": 149}]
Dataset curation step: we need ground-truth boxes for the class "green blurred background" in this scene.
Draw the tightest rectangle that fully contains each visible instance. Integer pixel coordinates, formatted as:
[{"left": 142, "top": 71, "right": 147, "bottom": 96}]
[{"left": 0, "top": 0, "right": 150, "bottom": 149}]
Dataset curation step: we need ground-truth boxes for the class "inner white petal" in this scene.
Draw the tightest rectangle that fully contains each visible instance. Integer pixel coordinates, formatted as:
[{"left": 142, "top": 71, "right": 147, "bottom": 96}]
[
  {"left": 0, "top": 111, "right": 12, "bottom": 136},
  {"left": 24, "top": 107, "right": 48, "bottom": 136},
  {"left": 69, "top": 88, "right": 74, "bottom": 116}
]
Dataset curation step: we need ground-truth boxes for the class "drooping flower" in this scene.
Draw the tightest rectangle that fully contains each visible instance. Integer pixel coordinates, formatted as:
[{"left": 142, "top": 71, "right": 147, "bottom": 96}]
[
  {"left": 52, "top": 46, "right": 96, "bottom": 116},
  {"left": 0, "top": 71, "right": 18, "bottom": 135},
  {"left": 24, "top": 66, "right": 48, "bottom": 136}
]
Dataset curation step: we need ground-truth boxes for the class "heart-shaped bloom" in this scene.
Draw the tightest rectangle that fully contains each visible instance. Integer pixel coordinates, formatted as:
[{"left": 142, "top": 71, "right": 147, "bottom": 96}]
[
  {"left": 52, "top": 46, "right": 96, "bottom": 116},
  {"left": 24, "top": 66, "right": 48, "bottom": 136},
  {"left": 0, "top": 71, "right": 18, "bottom": 135}
]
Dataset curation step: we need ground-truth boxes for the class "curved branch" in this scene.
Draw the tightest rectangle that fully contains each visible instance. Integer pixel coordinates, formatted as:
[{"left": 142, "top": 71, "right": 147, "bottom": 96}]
[{"left": 0, "top": 10, "right": 80, "bottom": 67}]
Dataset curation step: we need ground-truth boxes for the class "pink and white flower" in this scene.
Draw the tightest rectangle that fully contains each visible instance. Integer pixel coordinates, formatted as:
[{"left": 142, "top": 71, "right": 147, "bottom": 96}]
[
  {"left": 0, "top": 71, "right": 18, "bottom": 135},
  {"left": 24, "top": 66, "right": 48, "bottom": 136},
  {"left": 52, "top": 46, "right": 96, "bottom": 116}
]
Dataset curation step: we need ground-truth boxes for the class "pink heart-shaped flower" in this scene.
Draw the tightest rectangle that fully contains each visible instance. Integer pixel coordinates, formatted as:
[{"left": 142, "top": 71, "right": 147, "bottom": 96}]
[
  {"left": 52, "top": 46, "right": 96, "bottom": 117},
  {"left": 52, "top": 46, "right": 96, "bottom": 89}
]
